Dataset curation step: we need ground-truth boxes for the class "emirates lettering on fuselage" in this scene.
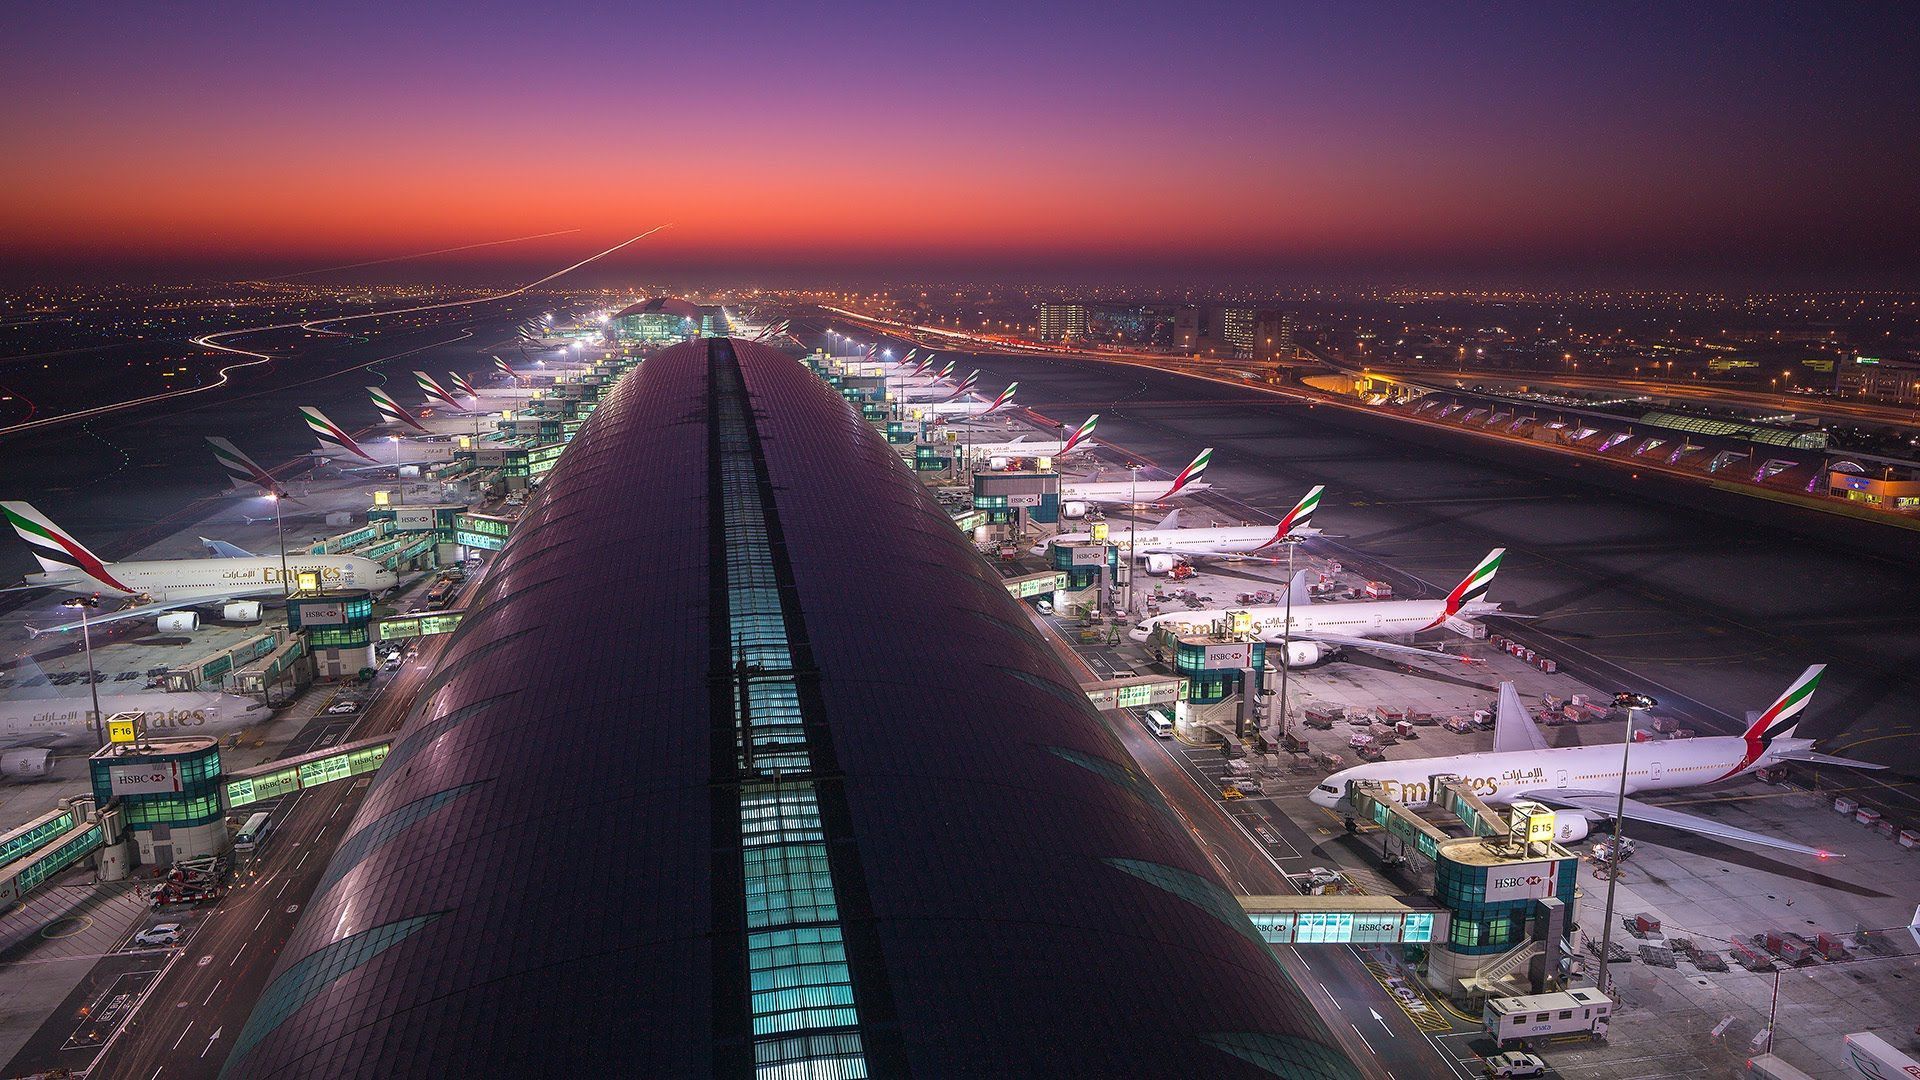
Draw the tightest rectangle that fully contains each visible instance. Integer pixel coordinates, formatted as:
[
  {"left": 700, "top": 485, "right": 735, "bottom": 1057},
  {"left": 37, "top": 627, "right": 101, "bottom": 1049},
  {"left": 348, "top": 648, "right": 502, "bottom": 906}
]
[
  {"left": 223, "top": 565, "right": 348, "bottom": 584},
  {"left": 1377, "top": 765, "right": 1546, "bottom": 805},
  {"left": 30, "top": 708, "right": 211, "bottom": 727}
]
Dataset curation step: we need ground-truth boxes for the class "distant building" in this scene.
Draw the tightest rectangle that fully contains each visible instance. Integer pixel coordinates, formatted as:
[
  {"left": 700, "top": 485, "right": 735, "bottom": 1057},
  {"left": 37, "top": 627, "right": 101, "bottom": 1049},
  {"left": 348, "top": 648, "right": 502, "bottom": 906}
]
[
  {"left": 1255, "top": 310, "right": 1295, "bottom": 361},
  {"left": 1834, "top": 354, "right": 1920, "bottom": 404},
  {"left": 609, "top": 297, "right": 703, "bottom": 345},
  {"left": 1037, "top": 301, "right": 1090, "bottom": 341},
  {"left": 1221, "top": 307, "right": 1256, "bottom": 358}
]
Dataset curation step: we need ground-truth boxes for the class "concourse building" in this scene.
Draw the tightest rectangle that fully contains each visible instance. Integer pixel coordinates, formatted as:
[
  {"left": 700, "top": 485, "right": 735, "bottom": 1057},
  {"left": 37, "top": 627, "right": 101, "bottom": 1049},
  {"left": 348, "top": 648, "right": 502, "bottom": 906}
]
[{"left": 225, "top": 339, "right": 1358, "bottom": 1079}]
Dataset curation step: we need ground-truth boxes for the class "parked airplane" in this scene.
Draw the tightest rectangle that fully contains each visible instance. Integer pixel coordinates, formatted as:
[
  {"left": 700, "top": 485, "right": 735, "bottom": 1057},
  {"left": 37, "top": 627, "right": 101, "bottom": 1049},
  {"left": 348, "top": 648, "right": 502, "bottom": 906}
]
[
  {"left": 917, "top": 383, "right": 1018, "bottom": 420},
  {"left": 1128, "top": 548, "right": 1508, "bottom": 666},
  {"left": 1045, "top": 486, "right": 1324, "bottom": 571},
  {"left": 1309, "top": 667, "right": 1882, "bottom": 857},
  {"left": 951, "top": 415, "right": 1100, "bottom": 461},
  {"left": 449, "top": 371, "right": 479, "bottom": 398},
  {"left": 0, "top": 689, "right": 260, "bottom": 777},
  {"left": 1, "top": 502, "right": 395, "bottom": 636},
  {"left": 205, "top": 437, "right": 287, "bottom": 498},
  {"left": 368, "top": 386, "right": 429, "bottom": 433},
  {"left": 897, "top": 369, "right": 972, "bottom": 401},
  {"left": 301, "top": 407, "right": 456, "bottom": 469},
  {"left": 1063, "top": 448, "right": 1214, "bottom": 507}
]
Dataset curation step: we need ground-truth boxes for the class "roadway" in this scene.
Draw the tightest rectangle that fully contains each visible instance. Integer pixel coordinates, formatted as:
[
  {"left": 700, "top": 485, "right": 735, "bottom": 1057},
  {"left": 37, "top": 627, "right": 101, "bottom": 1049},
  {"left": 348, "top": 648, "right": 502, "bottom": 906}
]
[{"left": 87, "top": 584, "right": 459, "bottom": 1080}]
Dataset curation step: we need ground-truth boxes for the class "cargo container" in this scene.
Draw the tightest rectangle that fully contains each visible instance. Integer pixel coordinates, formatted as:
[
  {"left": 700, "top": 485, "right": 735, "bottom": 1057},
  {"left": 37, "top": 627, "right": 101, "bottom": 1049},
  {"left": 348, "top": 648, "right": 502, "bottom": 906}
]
[{"left": 1744, "top": 1053, "right": 1815, "bottom": 1079}]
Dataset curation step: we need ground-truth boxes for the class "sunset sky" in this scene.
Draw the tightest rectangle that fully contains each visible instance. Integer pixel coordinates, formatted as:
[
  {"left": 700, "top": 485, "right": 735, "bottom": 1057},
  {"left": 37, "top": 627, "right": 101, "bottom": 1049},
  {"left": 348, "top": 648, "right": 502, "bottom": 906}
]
[{"left": 5, "top": 2, "right": 1916, "bottom": 285}]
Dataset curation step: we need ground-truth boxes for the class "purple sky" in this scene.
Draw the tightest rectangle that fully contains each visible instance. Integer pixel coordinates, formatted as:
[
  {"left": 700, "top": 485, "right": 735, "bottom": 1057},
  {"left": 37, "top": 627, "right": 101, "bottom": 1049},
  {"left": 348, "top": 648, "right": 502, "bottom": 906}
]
[{"left": 3, "top": 2, "right": 1916, "bottom": 285}]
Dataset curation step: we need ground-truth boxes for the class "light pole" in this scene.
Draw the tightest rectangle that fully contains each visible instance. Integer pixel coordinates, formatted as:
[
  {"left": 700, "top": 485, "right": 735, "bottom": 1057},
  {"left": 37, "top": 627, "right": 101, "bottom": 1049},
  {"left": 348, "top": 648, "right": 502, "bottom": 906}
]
[
  {"left": 1596, "top": 690, "right": 1656, "bottom": 993},
  {"left": 268, "top": 492, "right": 290, "bottom": 599},
  {"left": 1274, "top": 534, "right": 1307, "bottom": 748},
  {"left": 63, "top": 596, "right": 105, "bottom": 748},
  {"left": 1125, "top": 463, "right": 1142, "bottom": 615}
]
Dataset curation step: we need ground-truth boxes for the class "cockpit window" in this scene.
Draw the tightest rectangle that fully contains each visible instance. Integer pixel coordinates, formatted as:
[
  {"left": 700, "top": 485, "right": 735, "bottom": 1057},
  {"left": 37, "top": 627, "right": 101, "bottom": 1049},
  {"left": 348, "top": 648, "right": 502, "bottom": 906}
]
[{"left": 1317, "top": 784, "right": 1339, "bottom": 794}]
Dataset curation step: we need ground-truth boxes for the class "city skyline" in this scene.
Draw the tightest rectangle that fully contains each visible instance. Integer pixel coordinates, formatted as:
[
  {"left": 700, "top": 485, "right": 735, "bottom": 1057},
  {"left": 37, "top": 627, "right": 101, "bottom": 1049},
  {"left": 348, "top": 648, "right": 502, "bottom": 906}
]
[{"left": 4, "top": 3, "right": 1918, "bottom": 287}]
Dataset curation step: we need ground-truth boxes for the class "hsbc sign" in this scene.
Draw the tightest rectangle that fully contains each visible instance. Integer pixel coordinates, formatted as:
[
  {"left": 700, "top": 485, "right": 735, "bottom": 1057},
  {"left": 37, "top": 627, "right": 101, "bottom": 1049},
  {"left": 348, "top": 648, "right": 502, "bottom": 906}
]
[
  {"left": 108, "top": 762, "right": 184, "bottom": 796},
  {"left": 1485, "top": 860, "right": 1557, "bottom": 902}
]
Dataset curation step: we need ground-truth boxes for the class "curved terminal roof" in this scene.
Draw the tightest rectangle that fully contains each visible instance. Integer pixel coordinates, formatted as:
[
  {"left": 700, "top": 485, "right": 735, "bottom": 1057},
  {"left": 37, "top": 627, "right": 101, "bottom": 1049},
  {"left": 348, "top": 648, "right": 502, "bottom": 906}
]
[
  {"left": 225, "top": 338, "right": 1357, "bottom": 1078},
  {"left": 611, "top": 296, "right": 701, "bottom": 320}
]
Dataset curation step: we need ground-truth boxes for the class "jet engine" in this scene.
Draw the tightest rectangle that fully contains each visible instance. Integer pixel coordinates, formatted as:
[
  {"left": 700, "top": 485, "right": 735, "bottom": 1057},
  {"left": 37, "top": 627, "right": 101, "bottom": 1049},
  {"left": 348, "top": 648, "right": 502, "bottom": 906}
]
[
  {"left": 1142, "top": 554, "right": 1177, "bottom": 575},
  {"left": 1061, "top": 500, "right": 1090, "bottom": 519},
  {"left": 1, "top": 748, "right": 54, "bottom": 779}
]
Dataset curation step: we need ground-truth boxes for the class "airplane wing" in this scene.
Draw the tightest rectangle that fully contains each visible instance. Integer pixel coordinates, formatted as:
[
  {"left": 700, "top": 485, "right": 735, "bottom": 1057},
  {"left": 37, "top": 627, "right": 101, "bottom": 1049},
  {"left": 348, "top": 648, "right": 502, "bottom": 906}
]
[
  {"left": 27, "top": 588, "right": 275, "bottom": 637},
  {"left": 1531, "top": 789, "right": 1836, "bottom": 858},
  {"left": 1771, "top": 750, "right": 1888, "bottom": 770},
  {"left": 0, "top": 582, "right": 57, "bottom": 594},
  {"left": 200, "top": 538, "right": 256, "bottom": 559},
  {"left": 1494, "top": 682, "right": 1550, "bottom": 753}
]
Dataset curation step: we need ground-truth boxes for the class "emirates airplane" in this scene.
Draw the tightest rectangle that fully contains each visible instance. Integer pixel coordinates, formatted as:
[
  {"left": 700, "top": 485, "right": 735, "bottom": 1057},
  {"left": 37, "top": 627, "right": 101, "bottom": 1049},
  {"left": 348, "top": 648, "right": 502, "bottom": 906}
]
[
  {"left": 2, "top": 501, "right": 395, "bottom": 635},
  {"left": 1062, "top": 448, "right": 1214, "bottom": 507},
  {"left": 300, "top": 406, "right": 458, "bottom": 469},
  {"left": 954, "top": 415, "right": 1100, "bottom": 461},
  {"left": 1309, "top": 667, "right": 1882, "bottom": 857},
  {"left": 1041, "top": 485, "right": 1324, "bottom": 572},
  {"left": 1127, "top": 548, "right": 1509, "bottom": 666}
]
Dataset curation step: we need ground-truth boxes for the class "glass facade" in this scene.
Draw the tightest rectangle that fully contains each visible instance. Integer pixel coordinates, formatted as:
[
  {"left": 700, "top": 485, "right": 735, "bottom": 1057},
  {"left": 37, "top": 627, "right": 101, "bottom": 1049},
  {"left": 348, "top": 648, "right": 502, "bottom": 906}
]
[
  {"left": 91, "top": 743, "right": 225, "bottom": 830},
  {"left": 714, "top": 349, "right": 871, "bottom": 1079},
  {"left": 0, "top": 810, "right": 74, "bottom": 868},
  {"left": 1247, "top": 909, "right": 1437, "bottom": 945},
  {"left": 13, "top": 824, "right": 102, "bottom": 894},
  {"left": 1433, "top": 853, "right": 1577, "bottom": 955},
  {"left": 1172, "top": 640, "right": 1266, "bottom": 704}
]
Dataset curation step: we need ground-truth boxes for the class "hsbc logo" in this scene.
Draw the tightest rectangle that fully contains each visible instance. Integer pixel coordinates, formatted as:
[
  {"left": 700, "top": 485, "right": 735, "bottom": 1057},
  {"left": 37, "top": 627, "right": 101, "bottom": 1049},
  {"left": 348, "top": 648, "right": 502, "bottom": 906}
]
[{"left": 1494, "top": 875, "right": 1544, "bottom": 891}]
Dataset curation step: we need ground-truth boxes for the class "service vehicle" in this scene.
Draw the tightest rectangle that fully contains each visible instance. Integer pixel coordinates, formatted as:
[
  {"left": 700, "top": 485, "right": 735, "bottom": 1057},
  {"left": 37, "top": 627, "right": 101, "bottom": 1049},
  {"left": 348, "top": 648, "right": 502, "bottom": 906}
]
[
  {"left": 1484, "top": 988, "right": 1613, "bottom": 1047},
  {"left": 1483, "top": 1051, "right": 1547, "bottom": 1078}
]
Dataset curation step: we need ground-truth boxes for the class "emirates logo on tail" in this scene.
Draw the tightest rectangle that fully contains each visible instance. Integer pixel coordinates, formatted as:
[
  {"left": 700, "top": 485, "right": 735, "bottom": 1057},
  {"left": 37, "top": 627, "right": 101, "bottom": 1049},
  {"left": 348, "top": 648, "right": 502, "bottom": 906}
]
[
  {"left": 978, "top": 382, "right": 1018, "bottom": 416},
  {"left": 1060, "top": 414, "right": 1098, "bottom": 455},
  {"left": 1418, "top": 548, "right": 1505, "bottom": 631},
  {"left": 1259, "top": 485, "right": 1324, "bottom": 547},
  {"left": 1160, "top": 447, "right": 1213, "bottom": 501}
]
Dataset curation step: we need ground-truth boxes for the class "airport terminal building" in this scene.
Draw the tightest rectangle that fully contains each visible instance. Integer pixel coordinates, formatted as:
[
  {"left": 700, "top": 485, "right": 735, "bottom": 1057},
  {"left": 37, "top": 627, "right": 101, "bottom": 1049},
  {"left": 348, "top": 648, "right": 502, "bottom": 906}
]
[{"left": 223, "top": 339, "right": 1357, "bottom": 1078}]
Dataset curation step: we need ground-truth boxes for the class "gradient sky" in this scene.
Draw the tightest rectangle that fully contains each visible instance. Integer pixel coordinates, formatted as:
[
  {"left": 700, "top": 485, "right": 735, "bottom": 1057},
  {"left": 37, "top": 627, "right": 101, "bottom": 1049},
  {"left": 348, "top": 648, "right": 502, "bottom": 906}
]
[{"left": 4, "top": 2, "right": 1917, "bottom": 285}]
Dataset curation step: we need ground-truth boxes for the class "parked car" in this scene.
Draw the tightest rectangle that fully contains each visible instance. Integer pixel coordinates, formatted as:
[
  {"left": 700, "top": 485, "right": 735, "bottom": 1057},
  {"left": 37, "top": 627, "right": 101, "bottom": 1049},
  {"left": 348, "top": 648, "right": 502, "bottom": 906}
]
[
  {"left": 1484, "top": 1051, "right": 1547, "bottom": 1078},
  {"left": 132, "top": 923, "right": 183, "bottom": 947}
]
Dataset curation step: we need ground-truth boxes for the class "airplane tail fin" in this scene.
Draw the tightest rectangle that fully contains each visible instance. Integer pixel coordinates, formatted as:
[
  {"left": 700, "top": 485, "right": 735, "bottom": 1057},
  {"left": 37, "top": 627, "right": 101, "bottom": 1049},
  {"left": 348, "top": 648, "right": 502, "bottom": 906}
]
[
  {"left": 2, "top": 501, "right": 113, "bottom": 579},
  {"left": 206, "top": 436, "right": 279, "bottom": 495},
  {"left": 415, "top": 370, "right": 460, "bottom": 409},
  {"left": 1286, "top": 568, "right": 1314, "bottom": 608},
  {"left": 1448, "top": 548, "right": 1504, "bottom": 612},
  {"left": 301, "top": 406, "right": 375, "bottom": 462},
  {"left": 1060, "top": 414, "right": 1098, "bottom": 455},
  {"left": 1261, "top": 484, "right": 1324, "bottom": 546},
  {"left": 1494, "top": 681, "right": 1550, "bottom": 753},
  {"left": 368, "top": 386, "right": 422, "bottom": 430},
  {"left": 493, "top": 355, "right": 516, "bottom": 376},
  {"left": 980, "top": 382, "right": 1018, "bottom": 415},
  {"left": 450, "top": 372, "right": 478, "bottom": 397},
  {"left": 1160, "top": 447, "right": 1213, "bottom": 500},
  {"left": 1744, "top": 664, "right": 1826, "bottom": 746}
]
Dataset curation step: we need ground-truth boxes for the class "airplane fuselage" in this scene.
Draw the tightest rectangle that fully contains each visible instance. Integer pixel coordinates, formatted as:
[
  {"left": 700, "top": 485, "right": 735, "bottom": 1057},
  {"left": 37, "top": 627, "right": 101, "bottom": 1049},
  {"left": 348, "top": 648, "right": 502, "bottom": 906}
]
[
  {"left": 1048, "top": 525, "right": 1314, "bottom": 559},
  {"left": 28, "top": 554, "right": 394, "bottom": 602},
  {"left": 1308, "top": 735, "right": 1784, "bottom": 810},
  {"left": 1062, "top": 479, "right": 1213, "bottom": 506},
  {"left": 1, "top": 691, "right": 256, "bottom": 751},
  {"left": 1130, "top": 597, "right": 1494, "bottom": 643}
]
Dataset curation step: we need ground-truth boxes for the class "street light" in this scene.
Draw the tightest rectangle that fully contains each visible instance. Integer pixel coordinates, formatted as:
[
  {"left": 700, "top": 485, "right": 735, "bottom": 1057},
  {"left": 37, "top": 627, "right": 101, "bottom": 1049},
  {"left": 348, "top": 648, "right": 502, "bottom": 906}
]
[
  {"left": 1273, "top": 534, "right": 1308, "bottom": 749},
  {"left": 267, "top": 492, "right": 290, "bottom": 599},
  {"left": 62, "top": 595, "right": 105, "bottom": 748},
  {"left": 1596, "top": 690, "right": 1657, "bottom": 993},
  {"left": 1124, "top": 463, "right": 1142, "bottom": 615}
]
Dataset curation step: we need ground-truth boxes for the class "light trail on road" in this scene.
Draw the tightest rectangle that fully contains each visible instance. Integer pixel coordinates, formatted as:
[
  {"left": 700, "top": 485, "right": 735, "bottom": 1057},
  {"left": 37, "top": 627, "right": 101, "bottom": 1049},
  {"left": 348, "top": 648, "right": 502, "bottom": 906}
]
[{"left": 0, "top": 226, "right": 668, "bottom": 439}]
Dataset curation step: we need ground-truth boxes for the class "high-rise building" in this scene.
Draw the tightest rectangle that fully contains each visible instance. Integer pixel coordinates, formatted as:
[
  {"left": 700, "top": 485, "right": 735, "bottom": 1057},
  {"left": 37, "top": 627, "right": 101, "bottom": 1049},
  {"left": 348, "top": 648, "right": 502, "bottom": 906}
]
[
  {"left": 1221, "top": 307, "right": 1256, "bottom": 358},
  {"left": 1037, "top": 301, "right": 1090, "bottom": 341}
]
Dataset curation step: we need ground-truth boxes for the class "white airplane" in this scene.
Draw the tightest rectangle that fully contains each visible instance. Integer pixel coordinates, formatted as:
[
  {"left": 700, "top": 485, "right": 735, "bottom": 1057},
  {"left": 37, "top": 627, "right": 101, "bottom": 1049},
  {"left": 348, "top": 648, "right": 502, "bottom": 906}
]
[
  {"left": 1128, "top": 548, "right": 1509, "bottom": 666},
  {"left": 1044, "top": 486, "right": 1324, "bottom": 571},
  {"left": 896, "top": 368, "right": 974, "bottom": 401},
  {"left": 205, "top": 438, "right": 287, "bottom": 499},
  {"left": 951, "top": 415, "right": 1100, "bottom": 461},
  {"left": 0, "top": 690, "right": 259, "bottom": 778},
  {"left": 300, "top": 407, "right": 457, "bottom": 469},
  {"left": 1, "top": 501, "right": 396, "bottom": 636},
  {"left": 1309, "top": 667, "right": 1884, "bottom": 858},
  {"left": 1063, "top": 448, "right": 1214, "bottom": 507},
  {"left": 911, "top": 383, "right": 1019, "bottom": 420}
]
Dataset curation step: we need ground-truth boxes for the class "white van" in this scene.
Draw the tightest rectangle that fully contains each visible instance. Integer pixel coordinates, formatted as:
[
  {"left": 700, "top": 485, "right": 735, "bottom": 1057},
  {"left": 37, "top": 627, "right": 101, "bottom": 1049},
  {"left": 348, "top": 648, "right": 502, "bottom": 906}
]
[{"left": 1145, "top": 709, "right": 1174, "bottom": 739}]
